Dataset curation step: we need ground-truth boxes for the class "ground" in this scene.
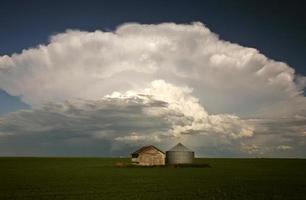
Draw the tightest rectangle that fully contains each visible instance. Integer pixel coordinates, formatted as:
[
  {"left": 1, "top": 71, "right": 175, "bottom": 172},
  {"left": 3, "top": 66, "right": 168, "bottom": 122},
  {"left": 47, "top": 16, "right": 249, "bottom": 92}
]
[{"left": 0, "top": 158, "right": 305, "bottom": 199}]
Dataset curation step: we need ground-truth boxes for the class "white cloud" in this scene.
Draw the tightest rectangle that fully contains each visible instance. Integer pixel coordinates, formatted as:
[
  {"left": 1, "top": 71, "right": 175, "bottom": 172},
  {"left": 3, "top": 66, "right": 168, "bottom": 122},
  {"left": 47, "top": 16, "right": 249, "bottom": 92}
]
[
  {"left": 0, "top": 22, "right": 305, "bottom": 118},
  {"left": 0, "top": 80, "right": 256, "bottom": 156},
  {"left": 108, "top": 80, "right": 253, "bottom": 139},
  {"left": 0, "top": 22, "right": 306, "bottom": 156},
  {"left": 0, "top": 80, "right": 252, "bottom": 141}
]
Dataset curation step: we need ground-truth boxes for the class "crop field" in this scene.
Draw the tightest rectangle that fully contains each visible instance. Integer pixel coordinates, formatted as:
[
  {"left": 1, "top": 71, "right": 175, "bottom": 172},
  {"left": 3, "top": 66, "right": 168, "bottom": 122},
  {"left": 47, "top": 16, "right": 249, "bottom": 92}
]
[{"left": 0, "top": 158, "right": 305, "bottom": 200}]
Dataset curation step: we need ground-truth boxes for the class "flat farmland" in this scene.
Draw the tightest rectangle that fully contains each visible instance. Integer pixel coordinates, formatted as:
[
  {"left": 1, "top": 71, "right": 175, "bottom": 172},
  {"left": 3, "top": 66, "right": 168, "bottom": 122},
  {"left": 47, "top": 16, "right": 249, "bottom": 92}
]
[{"left": 0, "top": 158, "right": 305, "bottom": 200}]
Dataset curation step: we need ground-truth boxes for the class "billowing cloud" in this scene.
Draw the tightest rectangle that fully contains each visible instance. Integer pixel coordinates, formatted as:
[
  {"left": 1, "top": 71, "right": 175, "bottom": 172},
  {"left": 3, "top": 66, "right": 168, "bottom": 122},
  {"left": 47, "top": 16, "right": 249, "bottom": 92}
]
[
  {"left": 0, "top": 80, "right": 253, "bottom": 156},
  {"left": 0, "top": 22, "right": 306, "bottom": 156},
  {"left": 1, "top": 22, "right": 305, "bottom": 118}
]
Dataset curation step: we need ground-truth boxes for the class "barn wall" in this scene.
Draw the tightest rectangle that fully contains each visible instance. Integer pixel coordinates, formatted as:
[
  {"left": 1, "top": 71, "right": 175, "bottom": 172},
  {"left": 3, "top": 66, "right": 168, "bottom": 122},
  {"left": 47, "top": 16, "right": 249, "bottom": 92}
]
[{"left": 137, "top": 149, "right": 165, "bottom": 166}]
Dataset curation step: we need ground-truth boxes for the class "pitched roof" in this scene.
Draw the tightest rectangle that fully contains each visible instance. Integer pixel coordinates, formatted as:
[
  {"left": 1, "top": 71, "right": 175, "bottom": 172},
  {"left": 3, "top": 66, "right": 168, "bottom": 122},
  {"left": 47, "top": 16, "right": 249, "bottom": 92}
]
[
  {"left": 131, "top": 145, "right": 165, "bottom": 155},
  {"left": 167, "top": 143, "right": 192, "bottom": 152}
]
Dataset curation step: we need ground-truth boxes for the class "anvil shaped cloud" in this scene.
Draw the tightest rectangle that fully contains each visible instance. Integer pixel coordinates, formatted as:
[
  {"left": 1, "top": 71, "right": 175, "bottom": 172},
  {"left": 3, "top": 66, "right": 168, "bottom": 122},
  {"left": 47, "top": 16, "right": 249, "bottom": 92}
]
[
  {"left": 0, "top": 22, "right": 306, "bottom": 156},
  {"left": 0, "top": 22, "right": 305, "bottom": 119}
]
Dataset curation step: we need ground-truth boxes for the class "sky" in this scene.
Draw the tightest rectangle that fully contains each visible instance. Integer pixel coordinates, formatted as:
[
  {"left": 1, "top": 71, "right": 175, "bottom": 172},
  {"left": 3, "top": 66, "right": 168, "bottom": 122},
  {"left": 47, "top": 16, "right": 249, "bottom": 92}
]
[{"left": 0, "top": 0, "right": 306, "bottom": 157}]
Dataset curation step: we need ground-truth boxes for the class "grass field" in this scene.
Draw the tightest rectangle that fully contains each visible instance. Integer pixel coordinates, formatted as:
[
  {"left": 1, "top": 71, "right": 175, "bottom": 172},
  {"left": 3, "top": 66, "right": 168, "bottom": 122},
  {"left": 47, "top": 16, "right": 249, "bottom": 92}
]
[{"left": 0, "top": 158, "right": 306, "bottom": 200}]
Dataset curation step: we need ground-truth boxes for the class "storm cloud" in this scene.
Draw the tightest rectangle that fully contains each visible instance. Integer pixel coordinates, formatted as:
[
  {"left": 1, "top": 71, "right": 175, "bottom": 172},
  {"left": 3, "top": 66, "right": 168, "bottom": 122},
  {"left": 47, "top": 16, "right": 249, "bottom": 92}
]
[
  {"left": 0, "top": 22, "right": 305, "bottom": 156},
  {"left": 0, "top": 80, "right": 253, "bottom": 156}
]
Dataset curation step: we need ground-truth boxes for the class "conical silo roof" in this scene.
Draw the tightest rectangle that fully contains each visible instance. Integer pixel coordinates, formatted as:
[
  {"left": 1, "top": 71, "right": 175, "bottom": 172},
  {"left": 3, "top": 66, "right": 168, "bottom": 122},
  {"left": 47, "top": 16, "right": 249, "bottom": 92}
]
[{"left": 168, "top": 143, "right": 192, "bottom": 152}]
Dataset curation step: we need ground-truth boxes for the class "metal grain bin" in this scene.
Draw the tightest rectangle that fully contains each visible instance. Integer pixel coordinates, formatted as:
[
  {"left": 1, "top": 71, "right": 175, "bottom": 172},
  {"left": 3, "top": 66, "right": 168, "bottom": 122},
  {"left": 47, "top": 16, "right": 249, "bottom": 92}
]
[{"left": 166, "top": 143, "right": 194, "bottom": 164}]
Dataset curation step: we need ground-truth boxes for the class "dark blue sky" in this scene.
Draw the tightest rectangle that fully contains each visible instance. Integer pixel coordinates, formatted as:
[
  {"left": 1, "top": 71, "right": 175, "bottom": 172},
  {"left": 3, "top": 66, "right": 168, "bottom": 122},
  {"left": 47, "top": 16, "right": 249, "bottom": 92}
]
[{"left": 1, "top": 0, "right": 306, "bottom": 114}]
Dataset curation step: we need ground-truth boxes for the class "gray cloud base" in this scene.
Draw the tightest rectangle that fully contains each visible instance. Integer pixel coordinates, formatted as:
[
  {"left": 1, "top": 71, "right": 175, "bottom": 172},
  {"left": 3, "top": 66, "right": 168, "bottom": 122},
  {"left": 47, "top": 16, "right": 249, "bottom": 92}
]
[{"left": 0, "top": 81, "right": 254, "bottom": 156}]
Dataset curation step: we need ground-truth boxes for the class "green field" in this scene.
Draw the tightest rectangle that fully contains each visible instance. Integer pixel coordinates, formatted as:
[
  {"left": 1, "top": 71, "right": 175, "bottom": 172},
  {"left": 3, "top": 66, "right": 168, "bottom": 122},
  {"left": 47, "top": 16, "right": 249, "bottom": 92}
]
[{"left": 0, "top": 158, "right": 306, "bottom": 200}]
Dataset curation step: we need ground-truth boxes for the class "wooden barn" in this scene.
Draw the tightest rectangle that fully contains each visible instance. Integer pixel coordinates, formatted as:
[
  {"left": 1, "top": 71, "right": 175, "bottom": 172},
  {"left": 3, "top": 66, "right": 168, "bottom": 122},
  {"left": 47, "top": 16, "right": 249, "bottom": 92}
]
[{"left": 131, "top": 145, "right": 165, "bottom": 166}]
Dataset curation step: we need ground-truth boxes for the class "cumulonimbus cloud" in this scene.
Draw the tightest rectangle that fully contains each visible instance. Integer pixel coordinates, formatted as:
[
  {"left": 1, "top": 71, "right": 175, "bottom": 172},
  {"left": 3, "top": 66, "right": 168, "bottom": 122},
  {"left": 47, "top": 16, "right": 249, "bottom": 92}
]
[
  {"left": 0, "top": 22, "right": 305, "bottom": 156},
  {"left": 0, "top": 80, "right": 253, "bottom": 142},
  {"left": 0, "top": 22, "right": 305, "bottom": 118}
]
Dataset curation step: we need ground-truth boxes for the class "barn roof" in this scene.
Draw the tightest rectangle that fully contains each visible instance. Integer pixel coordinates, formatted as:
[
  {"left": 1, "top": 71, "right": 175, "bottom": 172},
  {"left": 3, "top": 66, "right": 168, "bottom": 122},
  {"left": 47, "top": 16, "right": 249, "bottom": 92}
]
[
  {"left": 131, "top": 145, "right": 165, "bottom": 155},
  {"left": 167, "top": 143, "right": 192, "bottom": 152}
]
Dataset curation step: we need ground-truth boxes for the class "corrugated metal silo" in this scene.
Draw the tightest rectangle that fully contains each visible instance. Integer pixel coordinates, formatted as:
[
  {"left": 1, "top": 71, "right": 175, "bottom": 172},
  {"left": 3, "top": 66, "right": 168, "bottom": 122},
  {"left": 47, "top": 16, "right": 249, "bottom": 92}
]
[{"left": 166, "top": 143, "right": 194, "bottom": 164}]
